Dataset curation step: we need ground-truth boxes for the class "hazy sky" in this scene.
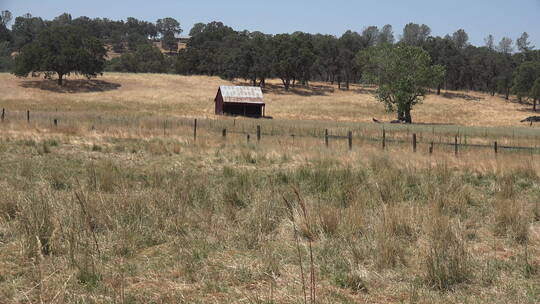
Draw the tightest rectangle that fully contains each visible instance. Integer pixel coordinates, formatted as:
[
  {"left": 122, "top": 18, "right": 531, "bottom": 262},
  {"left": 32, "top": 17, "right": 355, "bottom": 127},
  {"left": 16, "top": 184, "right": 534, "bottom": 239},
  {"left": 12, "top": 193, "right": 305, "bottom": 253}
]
[{"left": 2, "top": 0, "right": 539, "bottom": 47}]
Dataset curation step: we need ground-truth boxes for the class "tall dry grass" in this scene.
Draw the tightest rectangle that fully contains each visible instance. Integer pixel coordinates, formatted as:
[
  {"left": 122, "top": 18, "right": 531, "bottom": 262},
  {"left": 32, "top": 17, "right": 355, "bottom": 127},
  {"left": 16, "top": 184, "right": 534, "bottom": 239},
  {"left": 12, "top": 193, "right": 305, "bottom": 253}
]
[{"left": 0, "top": 73, "right": 539, "bottom": 303}]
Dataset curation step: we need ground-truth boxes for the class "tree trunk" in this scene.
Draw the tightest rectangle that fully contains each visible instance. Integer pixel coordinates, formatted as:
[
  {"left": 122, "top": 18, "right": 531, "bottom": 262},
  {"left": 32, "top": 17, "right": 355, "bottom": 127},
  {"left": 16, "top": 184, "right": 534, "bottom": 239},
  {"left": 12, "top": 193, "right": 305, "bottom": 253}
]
[
  {"left": 345, "top": 78, "right": 350, "bottom": 90},
  {"left": 437, "top": 85, "right": 441, "bottom": 95},
  {"left": 282, "top": 78, "right": 290, "bottom": 91},
  {"left": 259, "top": 78, "right": 266, "bottom": 88},
  {"left": 58, "top": 74, "right": 63, "bottom": 86},
  {"left": 404, "top": 110, "right": 412, "bottom": 124},
  {"left": 252, "top": 78, "right": 257, "bottom": 86},
  {"left": 397, "top": 111, "right": 405, "bottom": 122},
  {"left": 534, "top": 98, "right": 537, "bottom": 112},
  {"left": 505, "top": 88, "right": 509, "bottom": 100}
]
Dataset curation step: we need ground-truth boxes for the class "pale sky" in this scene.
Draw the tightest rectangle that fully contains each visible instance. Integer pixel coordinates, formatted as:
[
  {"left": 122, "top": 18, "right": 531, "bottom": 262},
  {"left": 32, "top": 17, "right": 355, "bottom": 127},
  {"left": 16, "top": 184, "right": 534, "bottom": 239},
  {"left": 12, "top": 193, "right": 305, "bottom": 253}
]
[{"left": 2, "top": 0, "right": 539, "bottom": 47}]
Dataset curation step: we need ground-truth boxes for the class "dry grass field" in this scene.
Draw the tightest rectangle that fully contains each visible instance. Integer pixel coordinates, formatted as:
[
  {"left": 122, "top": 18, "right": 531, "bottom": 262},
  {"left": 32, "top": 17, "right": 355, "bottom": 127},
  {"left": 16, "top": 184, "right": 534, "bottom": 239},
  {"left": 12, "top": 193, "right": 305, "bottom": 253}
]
[
  {"left": 1, "top": 72, "right": 538, "bottom": 127},
  {"left": 0, "top": 73, "right": 539, "bottom": 303}
]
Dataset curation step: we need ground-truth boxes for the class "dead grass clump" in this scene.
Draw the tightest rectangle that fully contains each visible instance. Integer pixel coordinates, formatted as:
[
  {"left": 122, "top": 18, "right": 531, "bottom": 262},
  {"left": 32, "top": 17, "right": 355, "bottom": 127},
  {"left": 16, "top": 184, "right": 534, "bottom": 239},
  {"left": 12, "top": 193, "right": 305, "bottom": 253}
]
[
  {"left": 86, "top": 161, "right": 121, "bottom": 193},
  {"left": 424, "top": 214, "right": 471, "bottom": 290},
  {"left": 494, "top": 199, "right": 530, "bottom": 244},
  {"left": 333, "top": 271, "right": 368, "bottom": 294},
  {"left": 145, "top": 139, "right": 171, "bottom": 155},
  {"left": 372, "top": 169, "right": 406, "bottom": 204},
  {"left": 374, "top": 213, "right": 407, "bottom": 270},
  {"left": 497, "top": 174, "right": 518, "bottom": 199},
  {"left": 339, "top": 204, "right": 368, "bottom": 238},
  {"left": 16, "top": 188, "right": 58, "bottom": 257},
  {"left": 0, "top": 184, "right": 19, "bottom": 220},
  {"left": 55, "top": 124, "right": 82, "bottom": 136},
  {"left": 384, "top": 204, "right": 417, "bottom": 241},
  {"left": 533, "top": 199, "right": 540, "bottom": 222},
  {"left": 374, "top": 227, "right": 406, "bottom": 270},
  {"left": 317, "top": 205, "right": 341, "bottom": 236},
  {"left": 434, "top": 181, "right": 477, "bottom": 217},
  {"left": 237, "top": 198, "right": 284, "bottom": 249}
]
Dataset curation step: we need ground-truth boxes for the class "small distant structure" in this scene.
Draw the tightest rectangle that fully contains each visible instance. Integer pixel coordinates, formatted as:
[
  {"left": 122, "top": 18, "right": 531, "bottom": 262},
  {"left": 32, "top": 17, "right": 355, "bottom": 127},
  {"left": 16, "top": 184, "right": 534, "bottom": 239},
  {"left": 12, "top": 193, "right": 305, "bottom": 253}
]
[{"left": 214, "top": 86, "right": 265, "bottom": 118}]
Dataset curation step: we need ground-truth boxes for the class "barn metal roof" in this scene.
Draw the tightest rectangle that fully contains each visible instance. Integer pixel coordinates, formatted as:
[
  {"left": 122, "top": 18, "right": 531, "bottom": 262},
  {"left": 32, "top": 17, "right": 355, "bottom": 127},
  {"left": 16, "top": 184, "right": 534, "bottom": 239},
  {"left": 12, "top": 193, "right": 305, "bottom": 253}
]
[{"left": 219, "top": 86, "right": 264, "bottom": 104}]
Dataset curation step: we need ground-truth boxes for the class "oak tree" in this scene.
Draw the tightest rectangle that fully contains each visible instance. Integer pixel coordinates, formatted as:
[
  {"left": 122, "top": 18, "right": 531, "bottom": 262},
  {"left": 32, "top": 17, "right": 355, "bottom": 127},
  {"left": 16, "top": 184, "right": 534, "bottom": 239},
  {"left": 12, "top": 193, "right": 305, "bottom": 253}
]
[{"left": 13, "top": 25, "right": 106, "bottom": 85}]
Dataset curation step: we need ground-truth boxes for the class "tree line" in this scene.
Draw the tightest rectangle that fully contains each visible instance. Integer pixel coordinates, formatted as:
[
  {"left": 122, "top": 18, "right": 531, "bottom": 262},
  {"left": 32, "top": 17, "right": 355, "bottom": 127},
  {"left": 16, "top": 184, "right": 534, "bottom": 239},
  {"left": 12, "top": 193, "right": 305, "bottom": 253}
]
[
  {"left": 0, "top": 11, "right": 181, "bottom": 74},
  {"left": 1, "top": 11, "right": 540, "bottom": 119}
]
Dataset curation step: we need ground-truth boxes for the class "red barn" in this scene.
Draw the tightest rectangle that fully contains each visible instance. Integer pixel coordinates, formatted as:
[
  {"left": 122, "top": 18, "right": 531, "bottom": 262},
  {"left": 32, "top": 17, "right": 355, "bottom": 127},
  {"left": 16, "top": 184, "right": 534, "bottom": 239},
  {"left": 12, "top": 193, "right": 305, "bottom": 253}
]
[{"left": 214, "top": 86, "right": 265, "bottom": 118}]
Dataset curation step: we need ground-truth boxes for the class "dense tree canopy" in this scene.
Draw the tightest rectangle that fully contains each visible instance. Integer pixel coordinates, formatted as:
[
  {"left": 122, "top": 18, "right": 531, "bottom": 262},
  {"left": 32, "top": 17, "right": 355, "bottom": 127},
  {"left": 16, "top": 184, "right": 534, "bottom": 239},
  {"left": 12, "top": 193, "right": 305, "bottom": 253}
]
[
  {"left": 13, "top": 25, "right": 106, "bottom": 85},
  {"left": 512, "top": 61, "right": 540, "bottom": 110}
]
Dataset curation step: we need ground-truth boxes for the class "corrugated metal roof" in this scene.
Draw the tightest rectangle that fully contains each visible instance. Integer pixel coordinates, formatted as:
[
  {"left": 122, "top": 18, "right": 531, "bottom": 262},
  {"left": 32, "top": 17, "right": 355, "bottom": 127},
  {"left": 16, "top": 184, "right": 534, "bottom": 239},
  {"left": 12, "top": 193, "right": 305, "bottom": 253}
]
[{"left": 220, "top": 86, "right": 264, "bottom": 104}]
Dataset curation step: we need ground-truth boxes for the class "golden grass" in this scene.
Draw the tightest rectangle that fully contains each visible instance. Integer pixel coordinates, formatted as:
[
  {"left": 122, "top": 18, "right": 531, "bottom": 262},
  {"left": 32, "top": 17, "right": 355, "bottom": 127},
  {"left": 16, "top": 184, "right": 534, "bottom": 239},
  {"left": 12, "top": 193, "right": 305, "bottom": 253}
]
[
  {"left": 0, "top": 72, "right": 539, "bottom": 303},
  {"left": 1, "top": 72, "right": 538, "bottom": 127},
  {"left": 0, "top": 126, "right": 538, "bottom": 303}
]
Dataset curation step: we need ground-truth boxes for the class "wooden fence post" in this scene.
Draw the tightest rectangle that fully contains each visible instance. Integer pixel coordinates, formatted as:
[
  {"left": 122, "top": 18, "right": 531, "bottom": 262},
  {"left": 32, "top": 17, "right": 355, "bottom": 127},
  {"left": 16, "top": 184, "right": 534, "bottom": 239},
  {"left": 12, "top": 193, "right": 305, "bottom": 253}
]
[
  {"left": 454, "top": 136, "right": 458, "bottom": 156},
  {"left": 257, "top": 125, "right": 261, "bottom": 143},
  {"left": 27, "top": 110, "right": 30, "bottom": 123},
  {"left": 494, "top": 141, "right": 498, "bottom": 154},
  {"left": 429, "top": 142, "right": 434, "bottom": 154},
  {"left": 382, "top": 128, "right": 386, "bottom": 150},
  {"left": 222, "top": 128, "right": 227, "bottom": 138},
  {"left": 193, "top": 119, "right": 197, "bottom": 141},
  {"left": 412, "top": 133, "right": 417, "bottom": 152},
  {"left": 348, "top": 131, "right": 352, "bottom": 151},
  {"left": 53, "top": 119, "right": 58, "bottom": 127},
  {"left": 1, "top": 108, "right": 4, "bottom": 121},
  {"left": 325, "top": 129, "right": 329, "bottom": 147},
  {"left": 247, "top": 134, "right": 250, "bottom": 143}
]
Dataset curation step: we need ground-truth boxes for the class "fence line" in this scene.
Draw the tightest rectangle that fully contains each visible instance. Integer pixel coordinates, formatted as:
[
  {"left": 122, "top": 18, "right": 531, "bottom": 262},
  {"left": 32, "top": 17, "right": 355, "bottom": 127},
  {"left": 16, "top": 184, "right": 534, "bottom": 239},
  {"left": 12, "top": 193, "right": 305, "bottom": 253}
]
[{"left": 1, "top": 110, "right": 539, "bottom": 154}]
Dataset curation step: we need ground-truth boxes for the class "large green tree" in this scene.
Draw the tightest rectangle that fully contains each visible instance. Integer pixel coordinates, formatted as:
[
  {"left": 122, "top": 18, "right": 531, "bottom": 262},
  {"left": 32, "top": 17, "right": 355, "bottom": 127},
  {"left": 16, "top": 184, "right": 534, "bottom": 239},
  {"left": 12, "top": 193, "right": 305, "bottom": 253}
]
[
  {"left": 451, "top": 29, "right": 469, "bottom": 49},
  {"left": 401, "top": 23, "right": 431, "bottom": 46},
  {"left": 270, "top": 33, "right": 297, "bottom": 90},
  {"left": 312, "top": 34, "right": 340, "bottom": 83},
  {"left": 512, "top": 61, "right": 540, "bottom": 111},
  {"left": 531, "top": 78, "right": 540, "bottom": 106},
  {"left": 11, "top": 13, "right": 46, "bottom": 50},
  {"left": 13, "top": 25, "right": 106, "bottom": 85},
  {"left": 338, "top": 30, "right": 363, "bottom": 89},
  {"left": 361, "top": 45, "right": 445, "bottom": 123},
  {"left": 516, "top": 32, "right": 534, "bottom": 53},
  {"left": 157, "top": 17, "right": 181, "bottom": 53}
]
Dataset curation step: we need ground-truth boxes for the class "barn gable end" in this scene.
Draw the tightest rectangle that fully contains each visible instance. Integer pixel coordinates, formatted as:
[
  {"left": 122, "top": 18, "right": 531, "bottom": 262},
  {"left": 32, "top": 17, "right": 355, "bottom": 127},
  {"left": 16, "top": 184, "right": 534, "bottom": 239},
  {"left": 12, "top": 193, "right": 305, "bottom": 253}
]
[{"left": 214, "top": 86, "right": 265, "bottom": 117}]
